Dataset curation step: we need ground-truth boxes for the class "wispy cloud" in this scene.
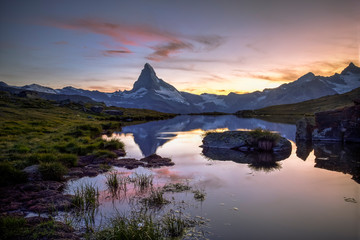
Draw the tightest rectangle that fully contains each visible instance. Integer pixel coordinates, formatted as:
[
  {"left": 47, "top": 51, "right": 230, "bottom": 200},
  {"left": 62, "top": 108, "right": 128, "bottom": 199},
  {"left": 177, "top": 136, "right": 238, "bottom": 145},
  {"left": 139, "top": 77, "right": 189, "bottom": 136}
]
[
  {"left": 103, "top": 49, "right": 133, "bottom": 56},
  {"left": 53, "top": 41, "right": 68, "bottom": 45},
  {"left": 45, "top": 18, "right": 225, "bottom": 61},
  {"left": 147, "top": 41, "right": 193, "bottom": 61}
]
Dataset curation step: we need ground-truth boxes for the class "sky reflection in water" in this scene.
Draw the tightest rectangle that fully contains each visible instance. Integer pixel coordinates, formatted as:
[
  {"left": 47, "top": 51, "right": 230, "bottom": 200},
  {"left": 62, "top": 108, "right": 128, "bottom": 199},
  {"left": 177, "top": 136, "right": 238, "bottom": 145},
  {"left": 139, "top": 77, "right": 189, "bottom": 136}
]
[{"left": 67, "top": 115, "right": 359, "bottom": 240}]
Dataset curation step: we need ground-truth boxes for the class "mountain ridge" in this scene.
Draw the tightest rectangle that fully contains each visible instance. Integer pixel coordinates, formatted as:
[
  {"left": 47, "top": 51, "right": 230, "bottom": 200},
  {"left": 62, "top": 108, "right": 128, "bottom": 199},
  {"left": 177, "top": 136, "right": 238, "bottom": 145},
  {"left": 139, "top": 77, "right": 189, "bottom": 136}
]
[{"left": 1, "top": 62, "right": 359, "bottom": 113}]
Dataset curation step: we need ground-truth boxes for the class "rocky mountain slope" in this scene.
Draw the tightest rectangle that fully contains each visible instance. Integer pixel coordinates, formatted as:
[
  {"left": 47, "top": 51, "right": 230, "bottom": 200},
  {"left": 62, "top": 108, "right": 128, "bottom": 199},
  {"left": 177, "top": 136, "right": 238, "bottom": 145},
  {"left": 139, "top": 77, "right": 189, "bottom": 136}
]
[{"left": 1, "top": 63, "right": 360, "bottom": 113}]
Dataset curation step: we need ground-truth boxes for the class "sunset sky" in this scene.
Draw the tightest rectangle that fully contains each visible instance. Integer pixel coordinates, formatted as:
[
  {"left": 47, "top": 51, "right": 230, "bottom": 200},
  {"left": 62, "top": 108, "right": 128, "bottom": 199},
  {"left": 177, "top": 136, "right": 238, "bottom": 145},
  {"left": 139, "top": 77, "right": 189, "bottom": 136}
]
[{"left": 0, "top": 0, "right": 359, "bottom": 95}]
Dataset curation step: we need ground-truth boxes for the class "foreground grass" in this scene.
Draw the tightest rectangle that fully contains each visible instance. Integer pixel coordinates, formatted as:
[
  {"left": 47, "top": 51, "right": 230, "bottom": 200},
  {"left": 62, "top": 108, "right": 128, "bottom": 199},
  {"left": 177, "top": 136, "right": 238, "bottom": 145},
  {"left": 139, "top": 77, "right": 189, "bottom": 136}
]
[
  {"left": 0, "top": 92, "right": 175, "bottom": 186},
  {"left": 0, "top": 215, "right": 75, "bottom": 240}
]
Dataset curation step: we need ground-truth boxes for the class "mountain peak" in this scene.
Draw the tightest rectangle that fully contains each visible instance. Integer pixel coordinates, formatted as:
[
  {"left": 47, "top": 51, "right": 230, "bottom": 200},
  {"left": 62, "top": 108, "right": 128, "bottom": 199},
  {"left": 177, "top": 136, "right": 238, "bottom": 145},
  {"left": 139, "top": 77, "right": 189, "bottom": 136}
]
[
  {"left": 144, "top": 62, "right": 153, "bottom": 69},
  {"left": 131, "top": 63, "right": 161, "bottom": 91},
  {"left": 341, "top": 62, "right": 360, "bottom": 75},
  {"left": 295, "top": 72, "right": 316, "bottom": 83}
]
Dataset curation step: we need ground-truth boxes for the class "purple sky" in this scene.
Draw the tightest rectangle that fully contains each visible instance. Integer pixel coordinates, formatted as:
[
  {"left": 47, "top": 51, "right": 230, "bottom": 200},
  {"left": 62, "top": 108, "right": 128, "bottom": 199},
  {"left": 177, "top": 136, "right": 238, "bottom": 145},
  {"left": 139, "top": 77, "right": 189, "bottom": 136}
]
[{"left": 0, "top": 0, "right": 359, "bottom": 94}]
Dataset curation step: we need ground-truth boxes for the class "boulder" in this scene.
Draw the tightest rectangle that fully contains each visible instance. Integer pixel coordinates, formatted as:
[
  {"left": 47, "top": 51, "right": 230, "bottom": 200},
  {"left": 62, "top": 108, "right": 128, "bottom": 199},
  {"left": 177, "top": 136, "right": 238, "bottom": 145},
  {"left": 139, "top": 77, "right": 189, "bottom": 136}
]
[
  {"left": 22, "top": 165, "right": 40, "bottom": 181},
  {"left": 91, "top": 105, "right": 104, "bottom": 113},
  {"left": 312, "top": 104, "right": 360, "bottom": 142},
  {"left": 104, "top": 110, "right": 123, "bottom": 116},
  {"left": 18, "top": 90, "right": 40, "bottom": 99},
  {"left": 295, "top": 117, "right": 315, "bottom": 141},
  {"left": 140, "top": 154, "right": 175, "bottom": 167},
  {"left": 202, "top": 131, "right": 249, "bottom": 149}
]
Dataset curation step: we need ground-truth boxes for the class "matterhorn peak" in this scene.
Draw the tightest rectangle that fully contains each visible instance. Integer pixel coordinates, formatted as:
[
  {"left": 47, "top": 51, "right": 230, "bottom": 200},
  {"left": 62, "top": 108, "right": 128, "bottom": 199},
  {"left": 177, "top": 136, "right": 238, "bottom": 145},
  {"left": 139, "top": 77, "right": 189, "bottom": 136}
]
[{"left": 130, "top": 63, "right": 163, "bottom": 92}]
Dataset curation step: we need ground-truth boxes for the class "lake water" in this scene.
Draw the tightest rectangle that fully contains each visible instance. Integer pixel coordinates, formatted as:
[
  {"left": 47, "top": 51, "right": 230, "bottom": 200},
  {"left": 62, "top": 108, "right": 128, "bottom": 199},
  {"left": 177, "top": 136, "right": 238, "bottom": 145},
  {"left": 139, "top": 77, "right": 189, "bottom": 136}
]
[{"left": 66, "top": 115, "right": 359, "bottom": 239}]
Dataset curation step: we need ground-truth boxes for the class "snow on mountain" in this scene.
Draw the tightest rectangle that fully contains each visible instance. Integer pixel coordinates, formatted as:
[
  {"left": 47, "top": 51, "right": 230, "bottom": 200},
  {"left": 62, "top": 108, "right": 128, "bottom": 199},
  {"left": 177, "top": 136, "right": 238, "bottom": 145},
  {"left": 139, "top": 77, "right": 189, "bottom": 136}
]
[
  {"left": 21, "top": 84, "right": 59, "bottom": 94},
  {"left": 331, "top": 72, "right": 360, "bottom": 94},
  {"left": 2, "top": 62, "right": 359, "bottom": 113},
  {"left": 122, "top": 88, "right": 148, "bottom": 99}
]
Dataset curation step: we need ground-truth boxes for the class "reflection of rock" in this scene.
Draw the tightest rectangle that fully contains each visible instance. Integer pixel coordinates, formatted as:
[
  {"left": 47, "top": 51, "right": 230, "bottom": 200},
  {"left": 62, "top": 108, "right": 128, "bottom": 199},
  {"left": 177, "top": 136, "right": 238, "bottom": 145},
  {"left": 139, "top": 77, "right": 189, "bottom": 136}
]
[
  {"left": 313, "top": 142, "right": 360, "bottom": 183},
  {"left": 295, "top": 140, "right": 313, "bottom": 160},
  {"left": 121, "top": 115, "right": 296, "bottom": 157},
  {"left": 202, "top": 146, "right": 290, "bottom": 165}
]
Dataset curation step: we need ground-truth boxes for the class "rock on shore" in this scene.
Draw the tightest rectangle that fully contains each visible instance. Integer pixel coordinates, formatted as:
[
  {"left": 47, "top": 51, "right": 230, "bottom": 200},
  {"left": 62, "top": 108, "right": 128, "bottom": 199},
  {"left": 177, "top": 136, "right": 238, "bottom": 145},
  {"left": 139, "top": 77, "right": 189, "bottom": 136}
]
[{"left": 296, "top": 99, "right": 360, "bottom": 142}]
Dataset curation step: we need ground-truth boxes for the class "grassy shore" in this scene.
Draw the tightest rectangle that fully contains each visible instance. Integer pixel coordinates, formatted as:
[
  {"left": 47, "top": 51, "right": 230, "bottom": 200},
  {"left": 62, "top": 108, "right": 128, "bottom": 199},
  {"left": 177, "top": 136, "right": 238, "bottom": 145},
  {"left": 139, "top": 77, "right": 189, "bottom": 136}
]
[
  {"left": 0, "top": 91, "right": 176, "bottom": 186},
  {"left": 235, "top": 87, "right": 360, "bottom": 123}
]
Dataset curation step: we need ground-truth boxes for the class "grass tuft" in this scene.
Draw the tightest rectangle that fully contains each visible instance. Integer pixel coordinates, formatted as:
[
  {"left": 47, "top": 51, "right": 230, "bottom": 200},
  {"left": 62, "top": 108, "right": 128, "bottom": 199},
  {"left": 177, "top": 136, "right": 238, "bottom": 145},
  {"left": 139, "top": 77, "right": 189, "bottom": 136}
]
[
  {"left": 130, "top": 173, "right": 153, "bottom": 191},
  {"left": 72, "top": 183, "right": 99, "bottom": 211},
  {"left": 0, "top": 162, "right": 27, "bottom": 186},
  {"left": 142, "top": 188, "right": 169, "bottom": 207},
  {"left": 193, "top": 189, "right": 206, "bottom": 201},
  {"left": 39, "top": 162, "right": 67, "bottom": 181}
]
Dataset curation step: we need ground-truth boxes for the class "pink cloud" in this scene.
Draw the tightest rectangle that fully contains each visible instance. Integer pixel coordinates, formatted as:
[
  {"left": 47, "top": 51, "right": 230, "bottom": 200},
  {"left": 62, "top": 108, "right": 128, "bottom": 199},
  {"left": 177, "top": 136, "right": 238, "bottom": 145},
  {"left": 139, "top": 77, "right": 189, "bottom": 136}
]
[
  {"left": 147, "top": 41, "right": 193, "bottom": 61},
  {"left": 48, "top": 18, "right": 177, "bottom": 46},
  {"left": 45, "top": 18, "right": 224, "bottom": 61}
]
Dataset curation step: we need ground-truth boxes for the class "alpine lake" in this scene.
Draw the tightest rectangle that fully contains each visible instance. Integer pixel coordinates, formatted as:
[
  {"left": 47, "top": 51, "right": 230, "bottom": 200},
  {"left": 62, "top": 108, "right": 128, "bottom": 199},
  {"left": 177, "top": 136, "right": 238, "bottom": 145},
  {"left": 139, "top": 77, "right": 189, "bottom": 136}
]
[{"left": 63, "top": 115, "right": 360, "bottom": 240}]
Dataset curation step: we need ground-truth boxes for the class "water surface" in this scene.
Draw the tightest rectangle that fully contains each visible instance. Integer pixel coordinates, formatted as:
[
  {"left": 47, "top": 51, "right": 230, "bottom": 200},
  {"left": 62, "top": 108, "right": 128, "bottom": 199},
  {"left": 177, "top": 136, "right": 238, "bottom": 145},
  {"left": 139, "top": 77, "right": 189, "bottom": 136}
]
[{"left": 67, "top": 115, "right": 359, "bottom": 239}]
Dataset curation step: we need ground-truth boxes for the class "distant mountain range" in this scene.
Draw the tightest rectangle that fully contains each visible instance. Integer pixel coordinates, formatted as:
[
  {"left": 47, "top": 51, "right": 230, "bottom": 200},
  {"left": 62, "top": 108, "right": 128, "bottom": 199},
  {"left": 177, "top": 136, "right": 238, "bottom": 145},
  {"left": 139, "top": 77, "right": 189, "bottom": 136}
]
[{"left": 1, "top": 62, "right": 360, "bottom": 113}]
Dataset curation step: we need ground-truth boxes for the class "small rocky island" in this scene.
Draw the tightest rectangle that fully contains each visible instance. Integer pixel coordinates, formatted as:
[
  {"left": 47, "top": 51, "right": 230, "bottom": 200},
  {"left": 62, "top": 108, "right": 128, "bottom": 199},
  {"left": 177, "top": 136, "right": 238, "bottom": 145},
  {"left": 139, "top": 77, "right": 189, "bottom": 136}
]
[
  {"left": 202, "top": 129, "right": 291, "bottom": 152},
  {"left": 201, "top": 129, "right": 292, "bottom": 164}
]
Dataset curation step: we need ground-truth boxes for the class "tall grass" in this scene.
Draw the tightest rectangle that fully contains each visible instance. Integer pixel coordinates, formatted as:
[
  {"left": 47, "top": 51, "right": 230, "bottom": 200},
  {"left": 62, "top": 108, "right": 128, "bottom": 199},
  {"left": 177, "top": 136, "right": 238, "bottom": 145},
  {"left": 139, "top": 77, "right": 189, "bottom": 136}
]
[
  {"left": 105, "top": 172, "right": 119, "bottom": 195},
  {"left": 130, "top": 173, "right": 153, "bottom": 191},
  {"left": 162, "top": 210, "right": 187, "bottom": 238},
  {"left": 95, "top": 211, "right": 162, "bottom": 240},
  {"left": 72, "top": 183, "right": 99, "bottom": 211},
  {"left": 95, "top": 208, "right": 192, "bottom": 239},
  {"left": 142, "top": 188, "right": 169, "bottom": 207}
]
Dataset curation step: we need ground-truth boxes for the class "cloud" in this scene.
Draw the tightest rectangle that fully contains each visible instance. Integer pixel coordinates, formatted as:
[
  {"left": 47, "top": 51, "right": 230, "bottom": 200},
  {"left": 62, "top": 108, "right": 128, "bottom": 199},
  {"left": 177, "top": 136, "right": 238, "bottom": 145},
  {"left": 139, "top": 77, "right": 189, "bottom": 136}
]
[
  {"left": 45, "top": 18, "right": 225, "bottom": 61},
  {"left": 47, "top": 18, "right": 176, "bottom": 45},
  {"left": 147, "top": 41, "right": 193, "bottom": 61},
  {"left": 191, "top": 35, "right": 225, "bottom": 51},
  {"left": 245, "top": 43, "right": 266, "bottom": 54},
  {"left": 249, "top": 70, "right": 300, "bottom": 82},
  {"left": 103, "top": 49, "right": 133, "bottom": 56},
  {"left": 53, "top": 41, "right": 68, "bottom": 45},
  {"left": 87, "top": 85, "right": 119, "bottom": 92}
]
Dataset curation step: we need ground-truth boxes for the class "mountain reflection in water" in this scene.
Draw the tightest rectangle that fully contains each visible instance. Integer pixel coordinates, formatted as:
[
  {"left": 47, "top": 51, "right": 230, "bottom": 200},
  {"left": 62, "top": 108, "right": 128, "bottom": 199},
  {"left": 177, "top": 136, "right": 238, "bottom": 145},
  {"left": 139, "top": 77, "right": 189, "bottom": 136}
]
[
  {"left": 118, "top": 115, "right": 359, "bottom": 181},
  {"left": 73, "top": 115, "right": 360, "bottom": 240},
  {"left": 120, "top": 115, "right": 296, "bottom": 157}
]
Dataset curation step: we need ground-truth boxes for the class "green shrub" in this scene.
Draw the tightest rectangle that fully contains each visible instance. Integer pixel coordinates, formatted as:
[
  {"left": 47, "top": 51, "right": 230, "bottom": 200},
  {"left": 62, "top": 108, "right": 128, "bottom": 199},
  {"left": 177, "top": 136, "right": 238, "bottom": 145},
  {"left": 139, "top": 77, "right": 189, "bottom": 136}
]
[
  {"left": 248, "top": 128, "right": 281, "bottom": 145},
  {"left": 11, "top": 144, "right": 30, "bottom": 153},
  {"left": 103, "top": 139, "right": 124, "bottom": 150},
  {"left": 0, "top": 215, "right": 27, "bottom": 239},
  {"left": 67, "top": 124, "right": 102, "bottom": 138},
  {"left": 39, "top": 162, "right": 67, "bottom": 181},
  {"left": 0, "top": 162, "right": 27, "bottom": 187},
  {"left": 101, "top": 122, "right": 122, "bottom": 131},
  {"left": 57, "top": 154, "right": 78, "bottom": 167},
  {"left": 28, "top": 153, "right": 56, "bottom": 164},
  {"left": 93, "top": 150, "right": 117, "bottom": 159}
]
